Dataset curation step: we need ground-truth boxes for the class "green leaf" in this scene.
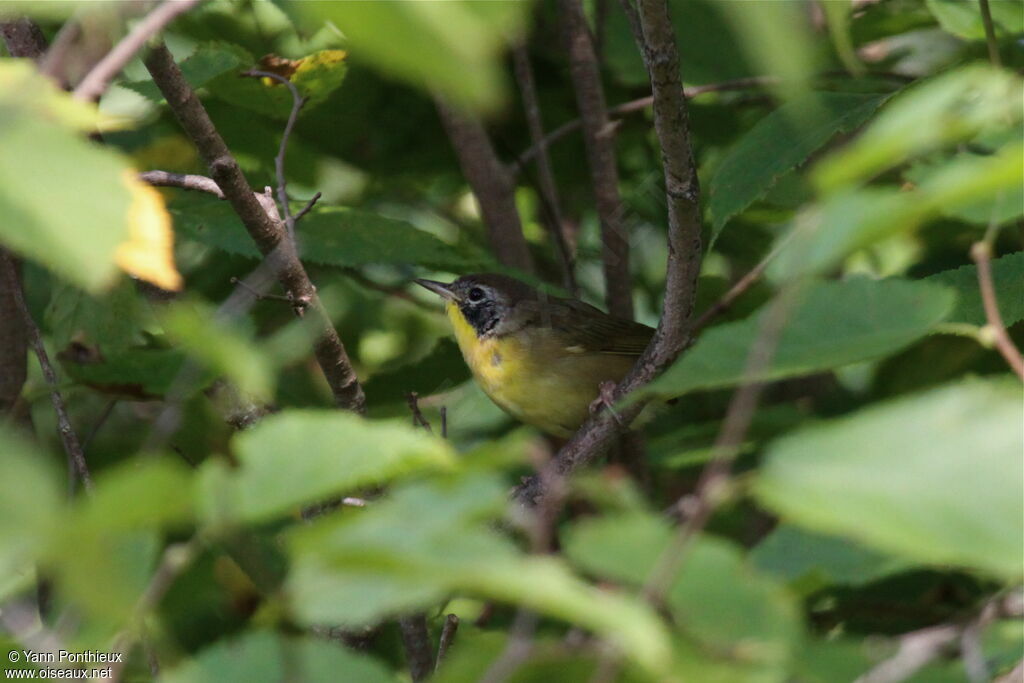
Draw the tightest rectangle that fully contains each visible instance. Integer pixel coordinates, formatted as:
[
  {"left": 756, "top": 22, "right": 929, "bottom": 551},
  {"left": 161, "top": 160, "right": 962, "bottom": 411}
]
[
  {"left": 926, "top": 0, "right": 1024, "bottom": 40},
  {"left": 158, "top": 630, "right": 394, "bottom": 683},
  {"left": 286, "top": 475, "right": 674, "bottom": 677},
  {"left": 199, "top": 411, "right": 456, "bottom": 523},
  {"left": 708, "top": 92, "right": 888, "bottom": 241},
  {"left": 160, "top": 301, "right": 275, "bottom": 402},
  {"left": 0, "top": 427, "right": 63, "bottom": 579},
  {"left": 563, "top": 513, "right": 801, "bottom": 680},
  {"left": 751, "top": 525, "right": 907, "bottom": 592},
  {"left": 814, "top": 65, "right": 1023, "bottom": 191},
  {"left": 294, "top": 1, "right": 529, "bottom": 111},
  {"left": 772, "top": 140, "right": 1023, "bottom": 279},
  {"left": 642, "top": 278, "right": 953, "bottom": 399},
  {"left": 754, "top": 378, "right": 1024, "bottom": 580},
  {"left": 0, "top": 65, "right": 134, "bottom": 292},
  {"left": 924, "top": 252, "right": 1024, "bottom": 328},
  {"left": 173, "top": 198, "right": 493, "bottom": 270},
  {"left": 44, "top": 278, "right": 152, "bottom": 354},
  {"left": 363, "top": 338, "right": 471, "bottom": 407},
  {"left": 125, "top": 42, "right": 251, "bottom": 102},
  {"left": 208, "top": 49, "right": 349, "bottom": 119}
]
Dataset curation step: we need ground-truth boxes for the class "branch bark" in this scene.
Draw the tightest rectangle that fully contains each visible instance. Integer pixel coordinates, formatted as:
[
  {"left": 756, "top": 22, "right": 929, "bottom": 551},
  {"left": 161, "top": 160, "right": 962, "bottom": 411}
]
[
  {"left": 559, "top": 0, "right": 632, "bottom": 318},
  {"left": 971, "top": 241, "right": 1024, "bottom": 380},
  {"left": 435, "top": 99, "right": 535, "bottom": 273},
  {"left": 0, "top": 20, "right": 44, "bottom": 422},
  {"left": 512, "top": 44, "right": 578, "bottom": 295},
  {"left": 72, "top": 0, "right": 202, "bottom": 101},
  {"left": 515, "top": 0, "right": 703, "bottom": 505},
  {"left": 143, "top": 42, "right": 366, "bottom": 412},
  {"left": 398, "top": 614, "right": 434, "bottom": 683}
]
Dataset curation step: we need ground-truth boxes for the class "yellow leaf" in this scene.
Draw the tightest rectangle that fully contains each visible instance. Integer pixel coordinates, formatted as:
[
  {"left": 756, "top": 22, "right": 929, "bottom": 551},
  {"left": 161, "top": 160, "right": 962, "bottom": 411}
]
[{"left": 115, "top": 172, "right": 182, "bottom": 291}]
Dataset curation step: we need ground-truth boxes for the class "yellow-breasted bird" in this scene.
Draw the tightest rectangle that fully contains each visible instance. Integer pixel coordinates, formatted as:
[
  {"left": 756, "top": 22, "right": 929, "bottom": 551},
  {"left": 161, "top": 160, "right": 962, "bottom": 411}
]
[{"left": 415, "top": 274, "right": 654, "bottom": 437}]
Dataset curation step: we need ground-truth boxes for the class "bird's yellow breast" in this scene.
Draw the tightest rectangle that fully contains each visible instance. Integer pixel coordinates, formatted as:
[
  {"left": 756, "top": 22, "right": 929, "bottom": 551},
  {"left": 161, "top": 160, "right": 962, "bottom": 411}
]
[{"left": 444, "top": 301, "right": 635, "bottom": 437}]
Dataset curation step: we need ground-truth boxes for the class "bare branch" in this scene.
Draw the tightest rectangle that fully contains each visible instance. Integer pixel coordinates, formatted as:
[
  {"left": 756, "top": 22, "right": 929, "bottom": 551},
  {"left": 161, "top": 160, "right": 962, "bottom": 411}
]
[
  {"left": 515, "top": 0, "right": 703, "bottom": 505},
  {"left": 405, "top": 392, "right": 433, "bottom": 433},
  {"left": 512, "top": 44, "right": 578, "bottom": 295},
  {"left": 399, "top": 614, "right": 434, "bottom": 683},
  {"left": 435, "top": 614, "right": 460, "bottom": 671},
  {"left": 977, "top": 0, "right": 1002, "bottom": 68},
  {"left": 1, "top": 252, "right": 93, "bottom": 492},
  {"left": 0, "top": 252, "right": 28, "bottom": 420},
  {"left": 971, "top": 241, "right": 1024, "bottom": 380},
  {"left": 559, "top": 0, "right": 632, "bottom": 318},
  {"left": 435, "top": 99, "right": 535, "bottom": 273},
  {"left": 139, "top": 170, "right": 224, "bottom": 198},
  {"left": 242, "top": 69, "right": 306, "bottom": 242},
  {"left": 143, "top": 42, "right": 366, "bottom": 412},
  {"left": 294, "top": 191, "right": 322, "bottom": 224},
  {"left": 73, "top": 0, "right": 202, "bottom": 101}
]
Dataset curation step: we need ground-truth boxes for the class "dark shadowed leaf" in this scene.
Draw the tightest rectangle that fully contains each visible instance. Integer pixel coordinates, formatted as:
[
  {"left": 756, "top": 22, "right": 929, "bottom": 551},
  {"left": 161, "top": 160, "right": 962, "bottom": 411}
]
[{"left": 923, "top": 252, "right": 1024, "bottom": 328}]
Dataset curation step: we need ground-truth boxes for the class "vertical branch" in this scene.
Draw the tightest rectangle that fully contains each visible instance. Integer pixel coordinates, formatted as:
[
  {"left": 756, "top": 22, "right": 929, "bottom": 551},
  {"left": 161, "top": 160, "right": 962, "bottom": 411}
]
[
  {"left": 435, "top": 100, "right": 535, "bottom": 273},
  {"left": 143, "top": 42, "right": 366, "bottom": 412},
  {"left": 398, "top": 614, "right": 434, "bottom": 683},
  {"left": 558, "top": 0, "right": 633, "bottom": 319},
  {"left": 0, "top": 19, "right": 45, "bottom": 422},
  {"left": 514, "top": 0, "right": 704, "bottom": 505},
  {"left": 1, "top": 253, "right": 93, "bottom": 492},
  {"left": 977, "top": 0, "right": 1002, "bottom": 68},
  {"left": 511, "top": 44, "right": 578, "bottom": 294},
  {"left": 971, "top": 241, "right": 1024, "bottom": 380}
]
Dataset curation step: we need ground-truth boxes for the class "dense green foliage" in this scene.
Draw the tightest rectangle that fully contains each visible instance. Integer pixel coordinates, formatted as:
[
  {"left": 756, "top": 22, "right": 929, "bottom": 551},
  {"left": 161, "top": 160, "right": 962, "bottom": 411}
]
[{"left": 1, "top": 1, "right": 1022, "bottom": 681}]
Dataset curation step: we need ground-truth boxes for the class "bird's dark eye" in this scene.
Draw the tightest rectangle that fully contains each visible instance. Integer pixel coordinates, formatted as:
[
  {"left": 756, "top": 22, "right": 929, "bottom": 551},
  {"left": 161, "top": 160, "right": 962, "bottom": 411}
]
[{"left": 467, "top": 287, "right": 486, "bottom": 303}]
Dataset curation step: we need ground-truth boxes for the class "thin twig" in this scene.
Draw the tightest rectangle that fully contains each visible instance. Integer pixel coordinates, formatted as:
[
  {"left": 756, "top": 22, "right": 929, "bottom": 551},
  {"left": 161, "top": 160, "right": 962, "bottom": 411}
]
[
  {"left": 228, "top": 276, "right": 290, "bottom": 302},
  {"left": 514, "top": 77, "right": 777, "bottom": 171},
  {"left": 81, "top": 399, "right": 117, "bottom": 456},
  {"left": 139, "top": 170, "right": 225, "bottom": 198},
  {"left": 72, "top": 0, "right": 202, "bottom": 101},
  {"left": 405, "top": 392, "right": 433, "bottom": 433},
  {"left": 977, "top": 0, "right": 1002, "bottom": 68},
  {"left": 440, "top": 406, "right": 448, "bottom": 440},
  {"left": 1, "top": 253, "right": 93, "bottom": 493},
  {"left": 512, "top": 44, "right": 578, "bottom": 295},
  {"left": 971, "top": 241, "right": 1024, "bottom": 380},
  {"left": 479, "top": 612, "right": 539, "bottom": 683},
  {"left": 294, "top": 191, "right": 322, "bottom": 224},
  {"left": 243, "top": 69, "right": 306, "bottom": 243},
  {"left": 144, "top": 41, "right": 366, "bottom": 412},
  {"left": 435, "top": 614, "right": 460, "bottom": 671},
  {"left": 559, "top": 0, "right": 632, "bottom": 318},
  {"left": 398, "top": 614, "right": 434, "bottom": 683}
]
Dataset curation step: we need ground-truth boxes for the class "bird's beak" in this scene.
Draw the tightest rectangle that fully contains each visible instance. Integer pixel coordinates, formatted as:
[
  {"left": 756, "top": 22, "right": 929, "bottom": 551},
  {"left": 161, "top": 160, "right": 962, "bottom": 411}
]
[{"left": 414, "top": 278, "right": 458, "bottom": 301}]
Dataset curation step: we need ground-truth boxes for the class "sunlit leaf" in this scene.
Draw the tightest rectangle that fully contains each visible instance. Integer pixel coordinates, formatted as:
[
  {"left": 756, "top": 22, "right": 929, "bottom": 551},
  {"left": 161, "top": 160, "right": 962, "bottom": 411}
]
[
  {"left": 642, "top": 278, "right": 953, "bottom": 399},
  {"left": 755, "top": 378, "right": 1024, "bottom": 580},
  {"left": 116, "top": 171, "right": 182, "bottom": 291},
  {"left": 926, "top": 0, "right": 1023, "bottom": 40}
]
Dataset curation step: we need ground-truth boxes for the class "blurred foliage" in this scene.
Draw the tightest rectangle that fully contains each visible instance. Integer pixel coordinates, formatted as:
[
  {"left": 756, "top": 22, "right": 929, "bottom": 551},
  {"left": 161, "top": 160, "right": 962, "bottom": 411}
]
[{"left": 1, "top": 0, "right": 1022, "bottom": 681}]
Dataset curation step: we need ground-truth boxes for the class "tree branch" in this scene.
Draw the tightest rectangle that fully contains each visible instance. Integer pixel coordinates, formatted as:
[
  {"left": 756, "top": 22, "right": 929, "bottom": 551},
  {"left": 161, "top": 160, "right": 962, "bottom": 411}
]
[
  {"left": 139, "top": 170, "right": 225, "bottom": 198},
  {"left": 971, "top": 241, "right": 1023, "bottom": 380},
  {"left": 515, "top": 0, "right": 703, "bottom": 505},
  {"left": 435, "top": 614, "right": 459, "bottom": 671},
  {"left": 1, "top": 252, "right": 93, "bottom": 492},
  {"left": 977, "top": 0, "right": 1002, "bottom": 68},
  {"left": 1, "top": 17, "right": 48, "bottom": 59},
  {"left": 398, "top": 614, "right": 434, "bottom": 683},
  {"left": 0, "top": 253, "right": 28, "bottom": 419},
  {"left": 143, "top": 42, "right": 366, "bottom": 412},
  {"left": 559, "top": 0, "right": 632, "bottom": 318},
  {"left": 72, "top": 0, "right": 201, "bottom": 101},
  {"left": 512, "top": 44, "right": 578, "bottom": 295},
  {"left": 434, "top": 99, "right": 535, "bottom": 273}
]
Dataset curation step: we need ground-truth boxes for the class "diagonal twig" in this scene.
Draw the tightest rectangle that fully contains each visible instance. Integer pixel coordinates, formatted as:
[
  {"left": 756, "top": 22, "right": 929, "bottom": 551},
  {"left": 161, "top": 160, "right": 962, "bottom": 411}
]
[
  {"left": 143, "top": 41, "right": 366, "bottom": 412},
  {"left": 1, "top": 252, "right": 93, "bottom": 493},
  {"left": 971, "top": 241, "right": 1023, "bottom": 380},
  {"left": 73, "top": 0, "right": 202, "bottom": 102}
]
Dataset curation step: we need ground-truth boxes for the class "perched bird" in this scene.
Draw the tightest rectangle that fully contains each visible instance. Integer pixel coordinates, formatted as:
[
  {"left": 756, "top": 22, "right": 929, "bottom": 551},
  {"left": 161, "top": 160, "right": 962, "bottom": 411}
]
[{"left": 415, "top": 274, "right": 654, "bottom": 437}]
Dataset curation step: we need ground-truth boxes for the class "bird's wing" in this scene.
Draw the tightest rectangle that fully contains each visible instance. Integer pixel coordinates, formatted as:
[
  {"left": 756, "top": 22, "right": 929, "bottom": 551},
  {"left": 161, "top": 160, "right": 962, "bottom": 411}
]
[{"left": 546, "top": 299, "right": 655, "bottom": 356}]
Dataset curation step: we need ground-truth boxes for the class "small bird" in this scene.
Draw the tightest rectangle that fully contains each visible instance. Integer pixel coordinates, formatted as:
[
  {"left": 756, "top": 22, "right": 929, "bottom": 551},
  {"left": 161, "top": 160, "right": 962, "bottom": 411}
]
[{"left": 415, "top": 274, "right": 654, "bottom": 437}]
